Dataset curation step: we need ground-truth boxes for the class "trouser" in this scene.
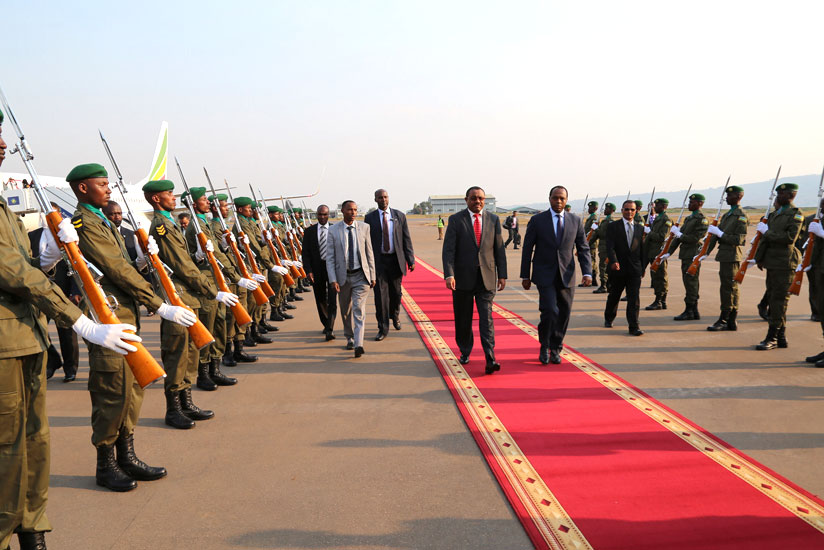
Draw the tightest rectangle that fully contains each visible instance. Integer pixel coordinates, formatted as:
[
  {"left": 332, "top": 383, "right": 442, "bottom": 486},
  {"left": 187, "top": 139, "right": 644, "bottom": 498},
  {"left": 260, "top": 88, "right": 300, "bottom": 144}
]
[
  {"left": 268, "top": 270, "right": 285, "bottom": 309},
  {"left": 339, "top": 269, "right": 370, "bottom": 347},
  {"left": 537, "top": 278, "right": 574, "bottom": 351},
  {"left": 229, "top": 285, "right": 247, "bottom": 342},
  {"left": 504, "top": 228, "right": 520, "bottom": 248},
  {"left": 0, "top": 352, "right": 50, "bottom": 548},
  {"left": 161, "top": 307, "right": 199, "bottom": 393},
  {"left": 87, "top": 302, "right": 144, "bottom": 447},
  {"left": 766, "top": 268, "right": 793, "bottom": 329},
  {"left": 56, "top": 325, "right": 79, "bottom": 377},
  {"left": 438, "top": 226, "right": 444, "bottom": 239},
  {"left": 311, "top": 267, "right": 337, "bottom": 332},
  {"left": 452, "top": 270, "right": 496, "bottom": 361},
  {"left": 648, "top": 254, "right": 668, "bottom": 298},
  {"left": 681, "top": 259, "right": 700, "bottom": 305},
  {"left": 719, "top": 261, "right": 740, "bottom": 313},
  {"left": 815, "top": 269, "right": 824, "bottom": 336},
  {"left": 598, "top": 251, "right": 609, "bottom": 288},
  {"left": 374, "top": 255, "right": 403, "bottom": 335},
  {"left": 589, "top": 247, "right": 598, "bottom": 282},
  {"left": 810, "top": 267, "right": 819, "bottom": 317},
  {"left": 197, "top": 294, "right": 219, "bottom": 364},
  {"left": 604, "top": 270, "right": 641, "bottom": 329}
]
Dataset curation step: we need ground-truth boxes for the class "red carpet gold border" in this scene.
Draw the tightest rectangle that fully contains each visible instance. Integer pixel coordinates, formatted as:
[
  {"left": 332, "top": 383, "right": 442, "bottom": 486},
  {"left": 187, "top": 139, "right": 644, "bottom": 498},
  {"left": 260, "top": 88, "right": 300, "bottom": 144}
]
[
  {"left": 401, "top": 288, "right": 593, "bottom": 550},
  {"left": 413, "top": 258, "right": 824, "bottom": 534}
]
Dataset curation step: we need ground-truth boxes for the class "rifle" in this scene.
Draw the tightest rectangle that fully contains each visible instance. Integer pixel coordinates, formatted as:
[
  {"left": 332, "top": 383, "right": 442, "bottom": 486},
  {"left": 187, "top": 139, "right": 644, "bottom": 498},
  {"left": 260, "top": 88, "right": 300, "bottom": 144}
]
[
  {"left": 586, "top": 193, "right": 609, "bottom": 242},
  {"left": 687, "top": 177, "right": 730, "bottom": 276},
  {"left": 650, "top": 184, "right": 693, "bottom": 272},
  {"left": 248, "top": 186, "right": 296, "bottom": 286},
  {"left": 579, "top": 194, "right": 589, "bottom": 225},
  {"left": 643, "top": 187, "right": 656, "bottom": 232},
  {"left": 279, "top": 198, "right": 308, "bottom": 277},
  {"left": 224, "top": 180, "right": 276, "bottom": 298},
  {"left": 0, "top": 85, "right": 165, "bottom": 388},
  {"left": 735, "top": 166, "right": 781, "bottom": 283},
  {"left": 175, "top": 158, "right": 253, "bottom": 326},
  {"left": 100, "top": 131, "right": 215, "bottom": 349},
  {"left": 789, "top": 165, "right": 824, "bottom": 295},
  {"left": 204, "top": 168, "right": 270, "bottom": 306}
]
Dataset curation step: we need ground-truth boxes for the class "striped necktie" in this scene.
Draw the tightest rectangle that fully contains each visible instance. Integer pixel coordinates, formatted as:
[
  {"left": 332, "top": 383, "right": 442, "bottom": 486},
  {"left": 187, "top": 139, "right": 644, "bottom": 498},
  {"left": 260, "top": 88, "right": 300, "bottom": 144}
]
[{"left": 319, "top": 225, "right": 327, "bottom": 261}]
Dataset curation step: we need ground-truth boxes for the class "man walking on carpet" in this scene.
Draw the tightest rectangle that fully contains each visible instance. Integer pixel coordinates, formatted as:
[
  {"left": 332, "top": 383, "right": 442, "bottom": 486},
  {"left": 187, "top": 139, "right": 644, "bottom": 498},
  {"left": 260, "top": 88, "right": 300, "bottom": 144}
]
[{"left": 604, "top": 199, "right": 646, "bottom": 336}]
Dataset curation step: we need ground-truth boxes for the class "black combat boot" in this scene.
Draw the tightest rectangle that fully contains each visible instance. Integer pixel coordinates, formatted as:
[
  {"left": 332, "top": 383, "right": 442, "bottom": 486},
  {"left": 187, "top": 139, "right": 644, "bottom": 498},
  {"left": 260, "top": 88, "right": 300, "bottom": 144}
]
[
  {"left": 707, "top": 311, "right": 729, "bottom": 331},
  {"left": 660, "top": 293, "right": 667, "bottom": 310},
  {"left": 179, "top": 388, "right": 215, "bottom": 421},
  {"left": 692, "top": 304, "right": 700, "bottom": 320},
  {"left": 280, "top": 305, "right": 294, "bottom": 319},
  {"left": 270, "top": 307, "right": 285, "bottom": 322},
  {"left": 283, "top": 300, "right": 297, "bottom": 310},
  {"left": 233, "top": 339, "right": 258, "bottom": 362},
  {"left": 290, "top": 287, "right": 304, "bottom": 301},
  {"left": 296, "top": 279, "right": 307, "bottom": 293},
  {"left": 645, "top": 297, "right": 663, "bottom": 310},
  {"left": 164, "top": 390, "right": 195, "bottom": 429},
  {"left": 593, "top": 285, "right": 607, "bottom": 294},
  {"left": 222, "top": 342, "right": 237, "bottom": 367},
  {"left": 776, "top": 326, "right": 788, "bottom": 348},
  {"left": 252, "top": 323, "right": 273, "bottom": 344},
  {"left": 756, "top": 327, "right": 779, "bottom": 350},
  {"left": 727, "top": 309, "right": 738, "bottom": 331},
  {"left": 17, "top": 531, "right": 47, "bottom": 550},
  {"left": 96, "top": 443, "right": 137, "bottom": 492},
  {"left": 115, "top": 430, "right": 167, "bottom": 481},
  {"left": 196, "top": 362, "right": 218, "bottom": 391},
  {"left": 673, "top": 305, "right": 696, "bottom": 321},
  {"left": 209, "top": 357, "right": 237, "bottom": 386},
  {"left": 244, "top": 328, "right": 258, "bottom": 347},
  {"left": 259, "top": 319, "right": 279, "bottom": 332}
]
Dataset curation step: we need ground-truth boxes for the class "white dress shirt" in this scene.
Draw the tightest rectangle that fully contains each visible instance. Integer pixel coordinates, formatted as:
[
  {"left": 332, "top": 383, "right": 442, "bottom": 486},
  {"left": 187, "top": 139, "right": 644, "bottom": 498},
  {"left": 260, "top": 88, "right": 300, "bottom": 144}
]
[{"left": 466, "top": 208, "right": 483, "bottom": 234}]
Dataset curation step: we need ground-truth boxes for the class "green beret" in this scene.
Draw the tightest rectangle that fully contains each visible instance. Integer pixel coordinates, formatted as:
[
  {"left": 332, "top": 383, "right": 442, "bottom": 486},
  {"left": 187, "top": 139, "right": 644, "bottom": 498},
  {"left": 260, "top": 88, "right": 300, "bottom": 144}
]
[
  {"left": 777, "top": 183, "right": 798, "bottom": 192},
  {"left": 142, "top": 179, "right": 175, "bottom": 193},
  {"left": 654, "top": 198, "right": 669, "bottom": 205},
  {"left": 726, "top": 185, "right": 744, "bottom": 193},
  {"left": 588, "top": 201, "right": 598, "bottom": 207},
  {"left": 689, "top": 193, "right": 706, "bottom": 201},
  {"left": 267, "top": 205, "right": 281, "bottom": 213},
  {"left": 292, "top": 207, "right": 303, "bottom": 213},
  {"left": 254, "top": 201, "right": 263, "bottom": 208},
  {"left": 0, "top": 108, "right": 4, "bottom": 124},
  {"left": 634, "top": 200, "right": 644, "bottom": 208},
  {"left": 66, "top": 163, "right": 108, "bottom": 183},
  {"left": 208, "top": 193, "right": 228, "bottom": 202},
  {"left": 234, "top": 196, "right": 253, "bottom": 207},
  {"left": 185, "top": 187, "right": 206, "bottom": 200},
  {"left": 605, "top": 202, "right": 616, "bottom": 209}
]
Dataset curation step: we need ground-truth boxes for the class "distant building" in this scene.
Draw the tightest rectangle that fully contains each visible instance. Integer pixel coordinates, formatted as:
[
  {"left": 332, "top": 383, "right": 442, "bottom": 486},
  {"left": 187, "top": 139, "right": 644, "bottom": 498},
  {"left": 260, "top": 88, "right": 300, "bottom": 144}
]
[
  {"left": 500, "top": 205, "right": 542, "bottom": 215},
  {"left": 429, "top": 194, "right": 496, "bottom": 214}
]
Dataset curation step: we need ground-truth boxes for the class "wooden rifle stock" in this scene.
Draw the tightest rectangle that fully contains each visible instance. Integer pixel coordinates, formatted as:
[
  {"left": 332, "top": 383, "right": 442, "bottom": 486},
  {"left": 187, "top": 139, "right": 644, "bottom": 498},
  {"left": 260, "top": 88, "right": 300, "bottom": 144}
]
[
  {"left": 47, "top": 212, "right": 165, "bottom": 388},
  {"left": 263, "top": 235, "right": 296, "bottom": 286},
  {"left": 196, "top": 231, "right": 253, "bottom": 327},
  {"left": 650, "top": 229, "right": 678, "bottom": 272},
  {"left": 134, "top": 228, "right": 215, "bottom": 350},
  {"left": 239, "top": 230, "right": 276, "bottom": 298},
  {"left": 789, "top": 222, "right": 817, "bottom": 296},
  {"left": 686, "top": 220, "right": 718, "bottom": 276},
  {"left": 285, "top": 232, "right": 307, "bottom": 278},
  {"left": 224, "top": 230, "right": 269, "bottom": 306},
  {"left": 735, "top": 217, "right": 766, "bottom": 283},
  {"left": 274, "top": 232, "right": 302, "bottom": 279}
]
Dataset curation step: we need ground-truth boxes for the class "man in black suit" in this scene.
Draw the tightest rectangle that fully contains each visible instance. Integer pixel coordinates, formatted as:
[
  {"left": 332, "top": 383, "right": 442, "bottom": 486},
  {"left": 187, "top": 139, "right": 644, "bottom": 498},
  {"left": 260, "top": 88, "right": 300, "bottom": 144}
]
[
  {"left": 503, "top": 211, "right": 520, "bottom": 249},
  {"left": 604, "top": 200, "right": 646, "bottom": 336},
  {"left": 442, "top": 186, "right": 507, "bottom": 374},
  {"left": 301, "top": 204, "right": 338, "bottom": 340},
  {"left": 104, "top": 201, "right": 138, "bottom": 261},
  {"left": 364, "top": 189, "right": 415, "bottom": 340},
  {"left": 520, "top": 186, "right": 592, "bottom": 365}
]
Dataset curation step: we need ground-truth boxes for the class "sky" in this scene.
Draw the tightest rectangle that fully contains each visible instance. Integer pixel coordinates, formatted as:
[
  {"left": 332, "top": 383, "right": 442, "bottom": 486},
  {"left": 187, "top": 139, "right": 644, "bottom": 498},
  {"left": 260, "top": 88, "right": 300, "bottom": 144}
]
[{"left": 2, "top": 1, "right": 824, "bottom": 211}]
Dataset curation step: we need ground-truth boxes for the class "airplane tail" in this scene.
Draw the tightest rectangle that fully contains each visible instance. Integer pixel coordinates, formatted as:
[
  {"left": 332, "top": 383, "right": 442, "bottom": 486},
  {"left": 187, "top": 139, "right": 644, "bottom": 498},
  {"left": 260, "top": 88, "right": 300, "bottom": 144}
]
[{"left": 145, "top": 121, "right": 168, "bottom": 182}]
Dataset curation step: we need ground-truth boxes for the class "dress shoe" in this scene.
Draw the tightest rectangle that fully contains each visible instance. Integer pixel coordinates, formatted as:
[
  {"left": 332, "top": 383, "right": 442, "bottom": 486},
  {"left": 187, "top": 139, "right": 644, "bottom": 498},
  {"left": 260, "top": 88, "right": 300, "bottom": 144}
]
[
  {"left": 325, "top": 332, "right": 336, "bottom": 341},
  {"left": 813, "top": 314, "right": 821, "bottom": 322},
  {"left": 375, "top": 332, "right": 387, "bottom": 341},
  {"left": 805, "top": 350, "right": 824, "bottom": 363},
  {"left": 604, "top": 320, "right": 613, "bottom": 328},
  {"left": 63, "top": 373, "right": 76, "bottom": 383},
  {"left": 354, "top": 346, "right": 365, "bottom": 358},
  {"left": 458, "top": 354, "right": 470, "bottom": 364},
  {"left": 629, "top": 328, "right": 644, "bottom": 336},
  {"left": 549, "top": 350, "right": 561, "bottom": 364},
  {"left": 539, "top": 348, "right": 550, "bottom": 365},
  {"left": 484, "top": 361, "right": 501, "bottom": 375},
  {"left": 393, "top": 319, "right": 401, "bottom": 330},
  {"left": 96, "top": 443, "right": 137, "bottom": 492},
  {"left": 620, "top": 296, "right": 628, "bottom": 302},
  {"left": 346, "top": 340, "right": 354, "bottom": 350},
  {"left": 115, "top": 431, "right": 167, "bottom": 481},
  {"left": 179, "top": 388, "right": 215, "bottom": 421},
  {"left": 17, "top": 531, "right": 47, "bottom": 550},
  {"left": 164, "top": 391, "right": 195, "bottom": 429},
  {"left": 815, "top": 358, "right": 824, "bottom": 368}
]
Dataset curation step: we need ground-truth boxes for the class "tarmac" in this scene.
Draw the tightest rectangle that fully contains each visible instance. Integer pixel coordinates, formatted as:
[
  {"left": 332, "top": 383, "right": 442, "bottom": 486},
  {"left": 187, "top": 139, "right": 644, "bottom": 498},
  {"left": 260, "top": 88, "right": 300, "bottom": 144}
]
[{"left": 32, "top": 215, "right": 824, "bottom": 550}]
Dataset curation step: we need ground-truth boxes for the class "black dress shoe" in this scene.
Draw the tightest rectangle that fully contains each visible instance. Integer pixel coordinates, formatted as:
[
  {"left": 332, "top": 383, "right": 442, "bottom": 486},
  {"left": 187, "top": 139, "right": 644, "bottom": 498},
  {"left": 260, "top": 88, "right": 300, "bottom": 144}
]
[
  {"left": 325, "top": 332, "right": 336, "bottom": 341},
  {"left": 539, "top": 348, "right": 550, "bottom": 364},
  {"left": 458, "top": 354, "right": 470, "bottom": 364},
  {"left": 549, "top": 350, "right": 561, "bottom": 364},
  {"left": 620, "top": 296, "right": 628, "bottom": 302},
  {"left": 375, "top": 332, "right": 386, "bottom": 341},
  {"left": 63, "top": 373, "right": 76, "bottom": 383},
  {"left": 629, "top": 328, "right": 644, "bottom": 336},
  {"left": 805, "top": 350, "right": 824, "bottom": 363},
  {"left": 484, "top": 361, "right": 501, "bottom": 375},
  {"left": 354, "top": 346, "right": 365, "bottom": 358},
  {"left": 393, "top": 319, "right": 401, "bottom": 330},
  {"left": 346, "top": 340, "right": 354, "bottom": 350},
  {"left": 604, "top": 320, "right": 613, "bottom": 328}
]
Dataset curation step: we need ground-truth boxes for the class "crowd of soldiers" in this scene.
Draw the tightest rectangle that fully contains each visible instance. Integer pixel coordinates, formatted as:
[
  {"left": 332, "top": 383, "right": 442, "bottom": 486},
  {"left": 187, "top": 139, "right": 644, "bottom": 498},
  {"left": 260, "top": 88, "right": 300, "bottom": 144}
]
[
  {"left": 0, "top": 100, "right": 314, "bottom": 549},
  {"left": 582, "top": 183, "right": 824, "bottom": 354}
]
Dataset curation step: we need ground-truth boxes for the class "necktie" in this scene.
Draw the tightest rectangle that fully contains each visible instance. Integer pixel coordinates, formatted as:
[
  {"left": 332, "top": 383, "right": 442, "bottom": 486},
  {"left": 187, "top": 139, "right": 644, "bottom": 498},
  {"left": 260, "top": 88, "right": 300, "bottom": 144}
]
[
  {"left": 319, "top": 226, "right": 327, "bottom": 260},
  {"left": 473, "top": 214, "right": 481, "bottom": 246},
  {"left": 555, "top": 214, "right": 564, "bottom": 244},
  {"left": 627, "top": 221, "right": 633, "bottom": 247},
  {"left": 383, "top": 210, "right": 390, "bottom": 252},
  {"left": 347, "top": 225, "right": 355, "bottom": 270}
]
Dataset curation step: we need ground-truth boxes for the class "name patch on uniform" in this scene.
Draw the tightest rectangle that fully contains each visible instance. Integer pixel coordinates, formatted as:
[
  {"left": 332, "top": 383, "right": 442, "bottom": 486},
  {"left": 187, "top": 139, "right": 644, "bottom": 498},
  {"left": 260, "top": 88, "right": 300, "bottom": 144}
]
[
  {"left": 71, "top": 215, "right": 83, "bottom": 229},
  {"left": 156, "top": 224, "right": 166, "bottom": 236}
]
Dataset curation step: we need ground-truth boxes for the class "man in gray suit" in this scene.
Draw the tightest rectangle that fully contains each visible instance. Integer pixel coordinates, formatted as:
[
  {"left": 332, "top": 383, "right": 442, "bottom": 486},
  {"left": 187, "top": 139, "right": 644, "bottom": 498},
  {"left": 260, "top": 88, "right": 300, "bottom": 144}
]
[
  {"left": 326, "top": 200, "right": 376, "bottom": 357},
  {"left": 442, "top": 186, "right": 507, "bottom": 375}
]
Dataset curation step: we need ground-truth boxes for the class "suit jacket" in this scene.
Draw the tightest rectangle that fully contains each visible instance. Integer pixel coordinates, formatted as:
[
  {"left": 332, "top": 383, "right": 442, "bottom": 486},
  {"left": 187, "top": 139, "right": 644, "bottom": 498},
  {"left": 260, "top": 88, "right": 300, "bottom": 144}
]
[
  {"left": 519, "top": 210, "right": 591, "bottom": 288},
  {"left": 606, "top": 218, "right": 645, "bottom": 276},
  {"left": 364, "top": 207, "right": 415, "bottom": 275},
  {"left": 301, "top": 222, "right": 333, "bottom": 278},
  {"left": 442, "top": 209, "right": 507, "bottom": 291},
  {"left": 326, "top": 220, "right": 376, "bottom": 285},
  {"left": 119, "top": 225, "right": 138, "bottom": 262}
]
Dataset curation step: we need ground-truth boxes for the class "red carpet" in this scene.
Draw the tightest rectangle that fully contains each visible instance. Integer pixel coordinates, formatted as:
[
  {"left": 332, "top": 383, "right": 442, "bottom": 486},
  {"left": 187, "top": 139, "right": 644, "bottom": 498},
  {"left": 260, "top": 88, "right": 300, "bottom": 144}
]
[{"left": 402, "top": 258, "right": 824, "bottom": 550}]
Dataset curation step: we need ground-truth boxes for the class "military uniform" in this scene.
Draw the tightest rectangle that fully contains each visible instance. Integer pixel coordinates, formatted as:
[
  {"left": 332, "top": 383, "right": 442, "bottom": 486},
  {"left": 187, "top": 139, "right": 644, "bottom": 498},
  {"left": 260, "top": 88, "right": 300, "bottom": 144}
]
[
  {"left": 706, "top": 201, "right": 748, "bottom": 330},
  {"left": 594, "top": 211, "right": 613, "bottom": 292},
  {"left": 584, "top": 210, "right": 599, "bottom": 286},
  {"left": 670, "top": 207, "right": 708, "bottom": 318},
  {"left": 801, "top": 213, "right": 819, "bottom": 320},
  {"left": 644, "top": 210, "right": 671, "bottom": 309},
  {"left": 233, "top": 206, "right": 274, "bottom": 344}
]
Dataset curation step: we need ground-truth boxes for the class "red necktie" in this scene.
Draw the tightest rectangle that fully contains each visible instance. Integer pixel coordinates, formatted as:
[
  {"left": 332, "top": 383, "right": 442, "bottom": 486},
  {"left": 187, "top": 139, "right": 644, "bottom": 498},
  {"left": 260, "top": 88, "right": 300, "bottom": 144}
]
[
  {"left": 383, "top": 211, "right": 390, "bottom": 252},
  {"left": 474, "top": 213, "right": 481, "bottom": 246}
]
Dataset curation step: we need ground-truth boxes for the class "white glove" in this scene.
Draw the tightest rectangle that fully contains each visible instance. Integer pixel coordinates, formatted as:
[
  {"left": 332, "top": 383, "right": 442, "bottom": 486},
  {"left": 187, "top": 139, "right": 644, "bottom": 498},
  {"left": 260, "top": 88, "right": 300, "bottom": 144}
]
[
  {"left": 145, "top": 235, "right": 159, "bottom": 255},
  {"left": 238, "top": 277, "right": 259, "bottom": 291},
  {"left": 38, "top": 227, "right": 62, "bottom": 272},
  {"left": 221, "top": 232, "right": 236, "bottom": 248},
  {"left": 747, "top": 258, "right": 757, "bottom": 264},
  {"left": 251, "top": 273, "right": 267, "bottom": 283},
  {"left": 56, "top": 217, "right": 79, "bottom": 244},
  {"left": 796, "top": 263, "right": 812, "bottom": 272},
  {"left": 243, "top": 234, "right": 250, "bottom": 245},
  {"left": 215, "top": 291, "right": 239, "bottom": 306},
  {"left": 72, "top": 314, "right": 141, "bottom": 355},
  {"left": 707, "top": 225, "right": 724, "bottom": 238},
  {"left": 272, "top": 265, "right": 289, "bottom": 276},
  {"left": 263, "top": 229, "right": 271, "bottom": 240},
  {"left": 195, "top": 239, "right": 214, "bottom": 262},
  {"left": 157, "top": 303, "right": 197, "bottom": 327},
  {"left": 756, "top": 221, "right": 769, "bottom": 234},
  {"left": 643, "top": 226, "right": 651, "bottom": 234},
  {"left": 660, "top": 253, "right": 670, "bottom": 260},
  {"left": 282, "top": 259, "right": 294, "bottom": 267},
  {"left": 294, "top": 260, "right": 303, "bottom": 268},
  {"left": 809, "top": 221, "right": 824, "bottom": 238},
  {"left": 669, "top": 226, "right": 682, "bottom": 238},
  {"left": 693, "top": 254, "right": 707, "bottom": 263},
  {"left": 134, "top": 235, "right": 158, "bottom": 270},
  {"left": 590, "top": 223, "right": 599, "bottom": 231}
]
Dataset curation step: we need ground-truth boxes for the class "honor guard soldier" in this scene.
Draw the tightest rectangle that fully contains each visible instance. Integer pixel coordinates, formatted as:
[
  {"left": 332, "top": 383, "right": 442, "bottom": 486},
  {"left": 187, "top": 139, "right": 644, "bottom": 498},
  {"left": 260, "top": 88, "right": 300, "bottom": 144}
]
[
  {"left": 705, "top": 185, "right": 748, "bottom": 331},
  {"left": 266, "top": 205, "right": 290, "bottom": 321},
  {"left": 754, "top": 183, "right": 803, "bottom": 350},
  {"left": 592, "top": 202, "right": 615, "bottom": 293},
  {"left": 803, "top": 210, "right": 824, "bottom": 366},
  {"left": 668, "top": 193, "right": 708, "bottom": 320},
  {"left": 145, "top": 179, "right": 237, "bottom": 428},
  {"left": 183, "top": 187, "right": 251, "bottom": 389},
  {"left": 275, "top": 208, "right": 303, "bottom": 304},
  {"left": 633, "top": 200, "right": 644, "bottom": 225},
  {"left": 233, "top": 197, "right": 275, "bottom": 345},
  {"left": 800, "top": 203, "right": 823, "bottom": 322},
  {"left": 583, "top": 201, "right": 599, "bottom": 287},
  {"left": 250, "top": 203, "right": 282, "bottom": 335},
  {"left": 0, "top": 112, "right": 140, "bottom": 550},
  {"left": 644, "top": 198, "right": 671, "bottom": 310}
]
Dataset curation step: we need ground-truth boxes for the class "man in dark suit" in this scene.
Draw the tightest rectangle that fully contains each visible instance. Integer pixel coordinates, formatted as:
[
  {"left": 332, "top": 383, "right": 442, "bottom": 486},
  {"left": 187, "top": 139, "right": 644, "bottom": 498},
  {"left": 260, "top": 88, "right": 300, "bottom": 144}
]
[
  {"left": 442, "top": 186, "right": 507, "bottom": 374},
  {"left": 364, "top": 189, "right": 415, "bottom": 340},
  {"left": 503, "top": 211, "right": 520, "bottom": 249},
  {"left": 301, "top": 204, "right": 338, "bottom": 340},
  {"left": 104, "top": 201, "right": 138, "bottom": 261},
  {"left": 520, "top": 186, "right": 592, "bottom": 365},
  {"left": 604, "top": 199, "right": 646, "bottom": 336}
]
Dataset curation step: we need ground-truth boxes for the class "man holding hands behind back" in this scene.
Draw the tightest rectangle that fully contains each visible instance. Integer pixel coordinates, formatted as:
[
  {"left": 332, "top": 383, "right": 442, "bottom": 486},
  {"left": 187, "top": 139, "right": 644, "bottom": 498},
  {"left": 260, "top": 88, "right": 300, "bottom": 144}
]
[{"left": 520, "top": 186, "right": 592, "bottom": 365}]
